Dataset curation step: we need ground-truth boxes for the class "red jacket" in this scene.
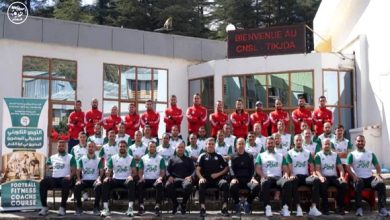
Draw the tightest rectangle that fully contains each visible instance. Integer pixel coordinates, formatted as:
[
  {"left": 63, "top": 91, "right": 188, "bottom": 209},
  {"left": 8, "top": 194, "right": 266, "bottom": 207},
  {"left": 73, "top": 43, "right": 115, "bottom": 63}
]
[
  {"left": 186, "top": 105, "right": 207, "bottom": 134},
  {"left": 269, "top": 109, "right": 290, "bottom": 134},
  {"left": 312, "top": 107, "right": 333, "bottom": 136},
  {"left": 124, "top": 113, "right": 140, "bottom": 139},
  {"left": 140, "top": 110, "right": 160, "bottom": 137},
  {"left": 291, "top": 107, "right": 312, "bottom": 134},
  {"left": 85, "top": 109, "right": 102, "bottom": 136},
  {"left": 67, "top": 110, "right": 85, "bottom": 139},
  {"left": 164, "top": 105, "right": 183, "bottom": 133},
  {"left": 230, "top": 111, "right": 249, "bottom": 138},
  {"left": 102, "top": 114, "right": 122, "bottom": 135},
  {"left": 250, "top": 111, "right": 270, "bottom": 137},
  {"left": 209, "top": 111, "right": 228, "bottom": 137}
]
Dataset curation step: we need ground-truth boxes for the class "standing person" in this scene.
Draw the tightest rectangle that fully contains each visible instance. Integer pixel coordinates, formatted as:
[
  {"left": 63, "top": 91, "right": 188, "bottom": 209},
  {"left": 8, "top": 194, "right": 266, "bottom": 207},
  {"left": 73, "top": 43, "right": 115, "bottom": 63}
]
[
  {"left": 276, "top": 120, "right": 292, "bottom": 150},
  {"left": 85, "top": 98, "right": 103, "bottom": 136},
  {"left": 292, "top": 96, "right": 312, "bottom": 135},
  {"left": 71, "top": 131, "right": 88, "bottom": 161},
  {"left": 346, "top": 135, "right": 389, "bottom": 217},
  {"left": 38, "top": 140, "right": 76, "bottom": 216},
  {"left": 129, "top": 130, "right": 148, "bottom": 164},
  {"left": 166, "top": 142, "right": 195, "bottom": 215},
  {"left": 185, "top": 133, "right": 203, "bottom": 164},
  {"left": 101, "top": 140, "right": 137, "bottom": 217},
  {"left": 196, "top": 138, "right": 229, "bottom": 217},
  {"left": 99, "top": 130, "right": 117, "bottom": 166},
  {"left": 312, "top": 96, "right": 333, "bottom": 136},
  {"left": 255, "top": 137, "right": 292, "bottom": 217},
  {"left": 137, "top": 141, "right": 166, "bottom": 216},
  {"left": 230, "top": 138, "right": 260, "bottom": 215},
  {"left": 74, "top": 141, "right": 104, "bottom": 215},
  {"left": 331, "top": 124, "right": 353, "bottom": 164},
  {"left": 314, "top": 138, "right": 348, "bottom": 215},
  {"left": 287, "top": 134, "right": 322, "bottom": 217},
  {"left": 102, "top": 105, "right": 122, "bottom": 136},
  {"left": 223, "top": 124, "right": 236, "bottom": 152},
  {"left": 87, "top": 124, "right": 105, "bottom": 151},
  {"left": 250, "top": 101, "right": 269, "bottom": 136},
  {"left": 124, "top": 102, "right": 140, "bottom": 140},
  {"left": 230, "top": 99, "right": 250, "bottom": 139},
  {"left": 269, "top": 99, "right": 290, "bottom": 134},
  {"left": 116, "top": 123, "right": 132, "bottom": 147},
  {"left": 140, "top": 100, "right": 160, "bottom": 138},
  {"left": 209, "top": 100, "right": 228, "bottom": 138},
  {"left": 186, "top": 93, "right": 207, "bottom": 135},
  {"left": 68, "top": 100, "right": 85, "bottom": 153},
  {"left": 164, "top": 95, "right": 183, "bottom": 133}
]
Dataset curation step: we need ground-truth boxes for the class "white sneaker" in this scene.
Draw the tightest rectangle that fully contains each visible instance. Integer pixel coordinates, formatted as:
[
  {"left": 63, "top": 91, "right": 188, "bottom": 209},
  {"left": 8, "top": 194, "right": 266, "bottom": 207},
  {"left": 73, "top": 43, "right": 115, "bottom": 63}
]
[
  {"left": 265, "top": 205, "right": 272, "bottom": 217},
  {"left": 82, "top": 192, "right": 88, "bottom": 201},
  {"left": 308, "top": 206, "right": 322, "bottom": 216},
  {"left": 281, "top": 205, "right": 290, "bottom": 216},
  {"left": 38, "top": 207, "right": 49, "bottom": 216},
  {"left": 296, "top": 205, "right": 303, "bottom": 216},
  {"left": 58, "top": 207, "right": 66, "bottom": 216}
]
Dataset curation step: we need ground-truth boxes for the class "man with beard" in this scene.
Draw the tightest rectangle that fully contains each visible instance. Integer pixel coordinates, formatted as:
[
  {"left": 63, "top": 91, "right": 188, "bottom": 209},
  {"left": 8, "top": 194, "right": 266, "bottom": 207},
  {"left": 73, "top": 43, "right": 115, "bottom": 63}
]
[
  {"left": 164, "top": 95, "right": 183, "bottom": 133},
  {"left": 140, "top": 100, "right": 160, "bottom": 138},
  {"left": 129, "top": 130, "right": 148, "bottom": 164},
  {"left": 292, "top": 96, "right": 312, "bottom": 135},
  {"left": 71, "top": 131, "right": 88, "bottom": 161},
  {"left": 269, "top": 99, "right": 290, "bottom": 134},
  {"left": 317, "top": 122, "right": 335, "bottom": 145},
  {"left": 87, "top": 124, "right": 105, "bottom": 151},
  {"left": 99, "top": 130, "right": 118, "bottom": 166},
  {"left": 331, "top": 124, "right": 352, "bottom": 164},
  {"left": 85, "top": 98, "right": 103, "bottom": 136},
  {"left": 186, "top": 93, "right": 207, "bottom": 135},
  {"left": 250, "top": 101, "right": 269, "bottom": 136},
  {"left": 312, "top": 96, "right": 333, "bottom": 136},
  {"left": 102, "top": 105, "right": 122, "bottom": 136},
  {"left": 209, "top": 100, "right": 228, "bottom": 137},
  {"left": 68, "top": 100, "right": 85, "bottom": 152},
  {"left": 230, "top": 99, "right": 250, "bottom": 139},
  {"left": 124, "top": 102, "right": 140, "bottom": 140}
]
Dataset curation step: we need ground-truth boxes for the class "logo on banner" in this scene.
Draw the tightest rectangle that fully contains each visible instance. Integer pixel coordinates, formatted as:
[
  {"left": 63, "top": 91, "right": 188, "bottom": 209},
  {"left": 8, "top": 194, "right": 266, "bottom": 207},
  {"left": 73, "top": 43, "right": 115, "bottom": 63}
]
[{"left": 7, "top": 2, "right": 28, "bottom": 25}]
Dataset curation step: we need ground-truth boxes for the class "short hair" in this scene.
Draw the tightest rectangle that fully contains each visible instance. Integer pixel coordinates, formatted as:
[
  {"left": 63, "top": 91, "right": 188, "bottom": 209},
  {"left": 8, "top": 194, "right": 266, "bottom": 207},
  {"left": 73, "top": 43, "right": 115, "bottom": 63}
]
[
  {"left": 356, "top": 135, "right": 365, "bottom": 140},
  {"left": 322, "top": 138, "right": 331, "bottom": 145},
  {"left": 236, "top": 98, "right": 243, "bottom": 103},
  {"left": 75, "top": 100, "right": 82, "bottom": 104},
  {"left": 205, "top": 137, "right": 215, "bottom": 144},
  {"left": 148, "top": 140, "right": 157, "bottom": 147},
  {"left": 216, "top": 130, "right": 224, "bottom": 136},
  {"left": 108, "top": 130, "right": 116, "bottom": 135},
  {"left": 294, "top": 134, "right": 303, "bottom": 141},
  {"left": 79, "top": 131, "right": 86, "bottom": 136},
  {"left": 266, "top": 136, "right": 275, "bottom": 143},
  {"left": 319, "top": 95, "right": 326, "bottom": 100},
  {"left": 161, "top": 133, "right": 170, "bottom": 139},
  {"left": 58, "top": 139, "right": 66, "bottom": 144},
  {"left": 336, "top": 124, "right": 344, "bottom": 130},
  {"left": 118, "top": 140, "right": 128, "bottom": 147},
  {"left": 87, "top": 140, "right": 96, "bottom": 145},
  {"left": 193, "top": 93, "right": 200, "bottom": 97},
  {"left": 146, "top": 99, "right": 153, "bottom": 103},
  {"left": 247, "top": 131, "right": 255, "bottom": 137},
  {"left": 171, "top": 94, "right": 177, "bottom": 98}
]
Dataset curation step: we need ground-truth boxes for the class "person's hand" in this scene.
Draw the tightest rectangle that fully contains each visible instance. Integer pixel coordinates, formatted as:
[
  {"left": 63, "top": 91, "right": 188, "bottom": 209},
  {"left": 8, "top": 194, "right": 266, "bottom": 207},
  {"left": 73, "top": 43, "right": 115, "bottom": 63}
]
[
  {"left": 168, "top": 176, "right": 174, "bottom": 184},
  {"left": 199, "top": 178, "right": 207, "bottom": 184},
  {"left": 250, "top": 178, "right": 258, "bottom": 185},
  {"left": 319, "top": 176, "right": 326, "bottom": 183},
  {"left": 185, "top": 176, "right": 192, "bottom": 182},
  {"left": 338, "top": 176, "right": 346, "bottom": 183},
  {"left": 94, "top": 179, "right": 102, "bottom": 186},
  {"left": 139, "top": 176, "right": 145, "bottom": 183},
  {"left": 156, "top": 177, "right": 163, "bottom": 183},
  {"left": 231, "top": 178, "right": 239, "bottom": 184},
  {"left": 289, "top": 175, "right": 297, "bottom": 180},
  {"left": 210, "top": 173, "right": 219, "bottom": 179},
  {"left": 64, "top": 175, "right": 71, "bottom": 180},
  {"left": 374, "top": 173, "right": 383, "bottom": 181},
  {"left": 261, "top": 176, "right": 268, "bottom": 182},
  {"left": 75, "top": 179, "right": 82, "bottom": 185},
  {"left": 103, "top": 177, "right": 111, "bottom": 183},
  {"left": 126, "top": 176, "right": 133, "bottom": 183}
]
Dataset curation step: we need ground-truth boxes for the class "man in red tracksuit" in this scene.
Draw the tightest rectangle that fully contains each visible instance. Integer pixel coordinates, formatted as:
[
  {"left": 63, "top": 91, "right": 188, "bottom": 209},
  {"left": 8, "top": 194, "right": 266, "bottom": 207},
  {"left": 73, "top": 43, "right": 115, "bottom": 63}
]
[
  {"left": 209, "top": 100, "right": 228, "bottom": 137},
  {"left": 85, "top": 98, "right": 103, "bottom": 136},
  {"left": 186, "top": 93, "right": 207, "bottom": 135},
  {"left": 67, "top": 100, "right": 85, "bottom": 152},
  {"left": 140, "top": 100, "right": 160, "bottom": 138},
  {"left": 312, "top": 96, "right": 333, "bottom": 136},
  {"left": 230, "top": 99, "right": 249, "bottom": 138},
  {"left": 250, "top": 101, "right": 269, "bottom": 137},
  {"left": 102, "top": 105, "right": 122, "bottom": 136},
  {"left": 164, "top": 95, "right": 183, "bottom": 133},
  {"left": 124, "top": 102, "right": 140, "bottom": 140},
  {"left": 291, "top": 96, "right": 313, "bottom": 135},
  {"left": 269, "top": 99, "right": 289, "bottom": 134}
]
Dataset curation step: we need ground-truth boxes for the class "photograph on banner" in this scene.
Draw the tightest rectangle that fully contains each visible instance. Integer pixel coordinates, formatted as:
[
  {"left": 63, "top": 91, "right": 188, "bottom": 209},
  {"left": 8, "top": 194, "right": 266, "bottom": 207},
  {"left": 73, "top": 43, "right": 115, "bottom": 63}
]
[{"left": 2, "top": 151, "right": 44, "bottom": 181}]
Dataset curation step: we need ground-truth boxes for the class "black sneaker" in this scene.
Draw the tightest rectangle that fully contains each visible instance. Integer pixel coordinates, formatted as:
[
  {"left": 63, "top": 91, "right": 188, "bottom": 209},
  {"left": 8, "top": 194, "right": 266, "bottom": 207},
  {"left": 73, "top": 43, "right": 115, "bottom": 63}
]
[
  {"left": 221, "top": 207, "right": 229, "bottom": 217},
  {"left": 200, "top": 208, "right": 206, "bottom": 217},
  {"left": 172, "top": 203, "right": 178, "bottom": 215},
  {"left": 336, "top": 208, "right": 345, "bottom": 215},
  {"left": 323, "top": 209, "right": 330, "bottom": 215},
  {"left": 181, "top": 204, "right": 186, "bottom": 215},
  {"left": 138, "top": 205, "right": 145, "bottom": 215},
  {"left": 155, "top": 206, "right": 161, "bottom": 216},
  {"left": 234, "top": 203, "right": 241, "bottom": 215}
]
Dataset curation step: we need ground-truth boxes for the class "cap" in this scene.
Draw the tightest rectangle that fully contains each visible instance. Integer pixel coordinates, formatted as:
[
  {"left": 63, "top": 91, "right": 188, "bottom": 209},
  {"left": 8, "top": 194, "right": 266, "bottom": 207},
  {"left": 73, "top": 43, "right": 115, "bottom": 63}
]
[{"left": 255, "top": 101, "right": 263, "bottom": 106}]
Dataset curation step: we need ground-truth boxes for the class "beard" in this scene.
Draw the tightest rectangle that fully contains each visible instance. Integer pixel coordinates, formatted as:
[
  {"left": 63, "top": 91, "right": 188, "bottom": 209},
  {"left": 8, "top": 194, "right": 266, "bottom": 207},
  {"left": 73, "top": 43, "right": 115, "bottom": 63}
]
[{"left": 92, "top": 105, "right": 98, "bottom": 109}]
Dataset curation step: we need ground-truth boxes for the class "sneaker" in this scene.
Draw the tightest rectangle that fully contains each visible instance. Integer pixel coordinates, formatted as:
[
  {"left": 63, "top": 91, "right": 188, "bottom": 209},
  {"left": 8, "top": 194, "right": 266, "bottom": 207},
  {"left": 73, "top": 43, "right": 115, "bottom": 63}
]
[
  {"left": 296, "top": 205, "right": 303, "bottom": 216},
  {"left": 93, "top": 207, "right": 100, "bottom": 216},
  {"left": 82, "top": 192, "right": 88, "bottom": 201},
  {"left": 181, "top": 204, "right": 186, "bottom": 215},
  {"left": 100, "top": 208, "right": 111, "bottom": 217},
  {"left": 265, "top": 205, "right": 272, "bottom": 217},
  {"left": 172, "top": 203, "right": 178, "bottom": 215},
  {"left": 379, "top": 208, "right": 389, "bottom": 217},
  {"left": 74, "top": 207, "right": 83, "bottom": 216},
  {"left": 138, "top": 205, "right": 145, "bottom": 215},
  {"left": 155, "top": 206, "right": 161, "bottom": 216},
  {"left": 200, "top": 207, "right": 206, "bottom": 217},
  {"left": 309, "top": 206, "right": 322, "bottom": 216},
  {"left": 244, "top": 202, "right": 251, "bottom": 214},
  {"left": 234, "top": 203, "right": 241, "bottom": 215},
  {"left": 221, "top": 207, "right": 229, "bottom": 217},
  {"left": 322, "top": 209, "right": 330, "bottom": 215},
  {"left": 38, "top": 207, "right": 49, "bottom": 216},
  {"left": 355, "top": 207, "right": 363, "bottom": 217},
  {"left": 125, "top": 206, "right": 134, "bottom": 217},
  {"left": 58, "top": 207, "right": 66, "bottom": 216},
  {"left": 281, "top": 205, "right": 290, "bottom": 217},
  {"left": 336, "top": 207, "right": 345, "bottom": 215}
]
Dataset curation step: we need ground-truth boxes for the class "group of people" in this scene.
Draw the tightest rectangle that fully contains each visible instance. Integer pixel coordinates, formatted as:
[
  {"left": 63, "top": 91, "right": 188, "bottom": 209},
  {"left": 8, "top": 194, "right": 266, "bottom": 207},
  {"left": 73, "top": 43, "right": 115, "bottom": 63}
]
[{"left": 37, "top": 94, "right": 389, "bottom": 217}]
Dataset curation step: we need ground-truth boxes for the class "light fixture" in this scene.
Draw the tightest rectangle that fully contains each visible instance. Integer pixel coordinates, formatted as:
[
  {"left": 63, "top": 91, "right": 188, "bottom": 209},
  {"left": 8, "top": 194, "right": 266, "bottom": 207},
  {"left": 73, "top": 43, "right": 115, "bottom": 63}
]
[{"left": 226, "top": 23, "right": 236, "bottom": 32}]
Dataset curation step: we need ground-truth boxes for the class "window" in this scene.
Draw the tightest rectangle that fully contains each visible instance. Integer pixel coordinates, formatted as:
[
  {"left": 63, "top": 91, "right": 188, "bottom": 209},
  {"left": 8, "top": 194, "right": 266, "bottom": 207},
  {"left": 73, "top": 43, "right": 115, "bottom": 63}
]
[
  {"left": 22, "top": 56, "right": 78, "bottom": 148},
  {"left": 323, "top": 70, "right": 354, "bottom": 135},
  {"left": 103, "top": 64, "right": 168, "bottom": 137}
]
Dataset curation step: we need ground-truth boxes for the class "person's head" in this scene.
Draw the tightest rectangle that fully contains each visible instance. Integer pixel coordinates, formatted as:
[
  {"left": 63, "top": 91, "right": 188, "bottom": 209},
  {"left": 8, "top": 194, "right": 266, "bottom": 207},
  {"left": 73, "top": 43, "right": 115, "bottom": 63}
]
[
  {"left": 255, "top": 101, "right": 263, "bottom": 111},
  {"left": 193, "top": 93, "right": 201, "bottom": 106},
  {"left": 108, "top": 130, "right": 116, "bottom": 142},
  {"left": 198, "top": 126, "right": 206, "bottom": 138},
  {"left": 91, "top": 98, "right": 98, "bottom": 109},
  {"left": 134, "top": 130, "right": 142, "bottom": 142},
  {"left": 275, "top": 99, "right": 283, "bottom": 110},
  {"left": 94, "top": 123, "right": 102, "bottom": 135},
  {"left": 205, "top": 137, "right": 216, "bottom": 153},
  {"left": 355, "top": 135, "right": 366, "bottom": 150},
  {"left": 128, "top": 102, "right": 136, "bottom": 114},
  {"left": 57, "top": 140, "right": 66, "bottom": 153},
  {"left": 253, "top": 123, "right": 262, "bottom": 135},
  {"left": 87, "top": 141, "right": 96, "bottom": 155},
  {"left": 277, "top": 120, "right": 285, "bottom": 132},
  {"left": 143, "top": 125, "right": 151, "bottom": 136},
  {"left": 78, "top": 131, "right": 87, "bottom": 145},
  {"left": 145, "top": 100, "right": 153, "bottom": 111},
  {"left": 323, "top": 122, "right": 332, "bottom": 135},
  {"left": 74, "top": 100, "right": 82, "bottom": 111},
  {"left": 335, "top": 124, "right": 345, "bottom": 138},
  {"left": 319, "top": 96, "right": 327, "bottom": 108},
  {"left": 175, "top": 141, "right": 185, "bottom": 156},
  {"left": 170, "top": 95, "right": 177, "bottom": 106},
  {"left": 300, "top": 121, "right": 308, "bottom": 132},
  {"left": 322, "top": 138, "right": 331, "bottom": 152},
  {"left": 294, "top": 134, "right": 303, "bottom": 149},
  {"left": 162, "top": 133, "right": 170, "bottom": 145},
  {"left": 118, "top": 140, "right": 128, "bottom": 155},
  {"left": 298, "top": 96, "right": 306, "bottom": 108},
  {"left": 171, "top": 125, "right": 179, "bottom": 137},
  {"left": 236, "top": 138, "right": 246, "bottom": 154},
  {"left": 223, "top": 124, "right": 232, "bottom": 135},
  {"left": 235, "top": 99, "right": 243, "bottom": 111},
  {"left": 217, "top": 130, "right": 225, "bottom": 143},
  {"left": 148, "top": 141, "right": 157, "bottom": 154},
  {"left": 273, "top": 133, "right": 281, "bottom": 146},
  {"left": 303, "top": 129, "right": 312, "bottom": 142},
  {"left": 189, "top": 133, "right": 197, "bottom": 146},
  {"left": 118, "top": 122, "right": 126, "bottom": 134},
  {"left": 266, "top": 137, "right": 275, "bottom": 151},
  {"left": 111, "top": 105, "right": 118, "bottom": 116},
  {"left": 247, "top": 131, "right": 255, "bottom": 145},
  {"left": 216, "top": 100, "right": 223, "bottom": 112}
]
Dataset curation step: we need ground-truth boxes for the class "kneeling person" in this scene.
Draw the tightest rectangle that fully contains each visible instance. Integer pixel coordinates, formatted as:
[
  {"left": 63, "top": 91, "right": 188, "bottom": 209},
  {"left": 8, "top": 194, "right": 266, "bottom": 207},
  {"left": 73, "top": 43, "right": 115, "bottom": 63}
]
[{"left": 101, "top": 140, "right": 137, "bottom": 217}]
